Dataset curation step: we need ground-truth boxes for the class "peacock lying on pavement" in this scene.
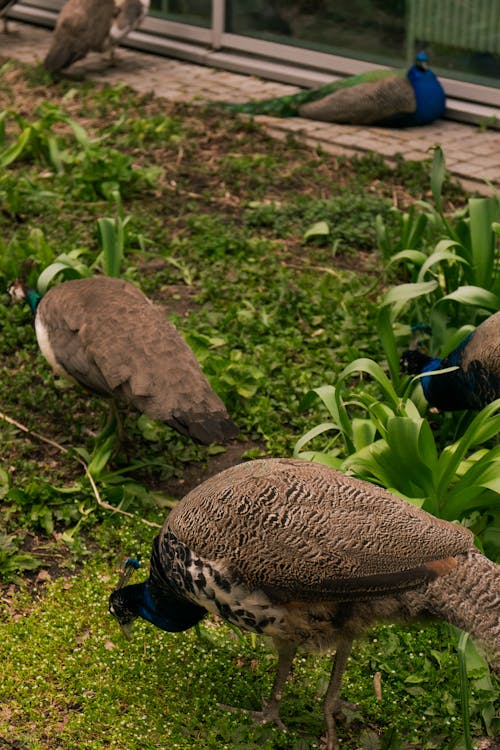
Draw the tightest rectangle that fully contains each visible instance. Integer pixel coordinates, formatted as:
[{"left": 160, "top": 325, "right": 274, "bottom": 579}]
[
  {"left": 9, "top": 276, "right": 238, "bottom": 445},
  {"left": 219, "top": 53, "right": 445, "bottom": 127},
  {"left": 109, "top": 458, "right": 499, "bottom": 750},
  {"left": 43, "top": 0, "right": 150, "bottom": 73},
  {"left": 401, "top": 311, "right": 500, "bottom": 411}
]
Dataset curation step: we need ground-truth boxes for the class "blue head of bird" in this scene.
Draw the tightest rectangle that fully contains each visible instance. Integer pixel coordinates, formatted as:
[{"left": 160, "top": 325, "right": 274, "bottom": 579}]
[{"left": 109, "top": 579, "right": 206, "bottom": 639}]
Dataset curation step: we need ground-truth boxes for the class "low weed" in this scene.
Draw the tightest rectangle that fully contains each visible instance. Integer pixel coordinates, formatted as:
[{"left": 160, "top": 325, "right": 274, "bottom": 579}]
[{"left": 0, "top": 61, "right": 496, "bottom": 749}]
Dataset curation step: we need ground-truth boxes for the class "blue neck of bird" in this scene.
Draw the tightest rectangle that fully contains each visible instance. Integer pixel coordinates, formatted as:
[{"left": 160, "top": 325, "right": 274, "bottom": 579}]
[
  {"left": 420, "top": 357, "right": 442, "bottom": 395},
  {"left": 137, "top": 581, "right": 206, "bottom": 633},
  {"left": 26, "top": 287, "right": 42, "bottom": 314}
]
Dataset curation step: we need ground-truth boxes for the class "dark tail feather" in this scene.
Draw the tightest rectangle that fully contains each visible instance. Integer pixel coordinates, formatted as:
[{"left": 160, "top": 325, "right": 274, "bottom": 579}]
[
  {"left": 216, "top": 68, "right": 398, "bottom": 118},
  {"left": 44, "top": 45, "right": 80, "bottom": 73},
  {"left": 168, "top": 413, "right": 239, "bottom": 445}
]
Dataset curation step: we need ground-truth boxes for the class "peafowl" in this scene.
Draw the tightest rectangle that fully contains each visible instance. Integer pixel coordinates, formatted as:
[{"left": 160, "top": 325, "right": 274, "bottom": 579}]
[
  {"left": 43, "top": 0, "right": 150, "bottom": 73},
  {"left": 109, "top": 458, "right": 499, "bottom": 750},
  {"left": 219, "top": 53, "right": 445, "bottom": 126},
  {"left": 401, "top": 311, "right": 500, "bottom": 411},
  {"left": 9, "top": 276, "right": 238, "bottom": 445},
  {"left": 0, "top": 0, "right": 18, "bottom": 33}
]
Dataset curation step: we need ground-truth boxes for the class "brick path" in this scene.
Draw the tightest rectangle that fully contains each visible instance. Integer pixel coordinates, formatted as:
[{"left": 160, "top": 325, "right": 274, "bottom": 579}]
[{"left": 2, "top": 20, "right": 500, "bottom": 191}]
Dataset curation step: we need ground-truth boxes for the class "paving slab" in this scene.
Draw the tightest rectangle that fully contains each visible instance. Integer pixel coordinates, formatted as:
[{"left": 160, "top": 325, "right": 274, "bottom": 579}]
[{"left": 1, "top": 19, "right": 500, "bottom": 192}]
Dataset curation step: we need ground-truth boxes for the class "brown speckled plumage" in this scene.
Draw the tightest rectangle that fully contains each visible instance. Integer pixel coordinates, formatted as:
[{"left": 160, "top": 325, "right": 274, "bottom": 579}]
[
  {"left": 43, "top": 0, "right": 149, "bottom": 73},
  {"left": 109, "top": 458, "right": 499, "bottom": 750},
  {"left": 298, "top": 75, "right": 416, "bottom": 124},
  {"left": 43, "top": 0, "right": 116, "bottom": 73},
  {"left": 33, "top": 276, "right": 238, "bottom": 444}
]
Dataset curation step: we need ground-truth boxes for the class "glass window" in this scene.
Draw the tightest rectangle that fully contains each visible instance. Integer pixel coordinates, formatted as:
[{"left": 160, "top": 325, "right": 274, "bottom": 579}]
[
  {"left": 225, "top": 0, "right": 500, "bottom": 88},
  {"left": 150, "top": 0, "right": 211, "bottom": 28},
  {"left": 226, "top": 0, "right": 407, "bottom": 68}
]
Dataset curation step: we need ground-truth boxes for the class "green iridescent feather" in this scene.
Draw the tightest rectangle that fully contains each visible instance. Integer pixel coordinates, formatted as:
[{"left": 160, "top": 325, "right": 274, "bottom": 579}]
[{"left": 219, "top": 68, "right": 403, "bottom": 117}]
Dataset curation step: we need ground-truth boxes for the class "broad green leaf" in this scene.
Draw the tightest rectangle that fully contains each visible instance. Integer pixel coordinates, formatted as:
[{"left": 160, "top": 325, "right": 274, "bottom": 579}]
[
  {"left": 303, "top": 220, "right": 330, "bottom": 241},
  {"left": 47, "top": 135, "right": 64, "bottom": 174},
  {"left": 438, "top": 285, "right": 500, "bottom": 312},
  {"left": 468, "top": 196, "right": 499, "bottom": 289},
  {"left": 338, "top": 358, "right": 400, "bottom": 408},
  {"left": 439, "top": 325, "right": 475, "bottom": 358},
  {"left": 97, "top": 217, "right": 123, "bottom": 277},
  {"left": 385, "top": 417, "right": 437, "bottom": 494},
  {"left": 0, "top": 126, "right": 32, "bottom": 167},
  {"left": 293, "top": 422, "right": 340, "bottom": 454},
  {"left": 65, "top": 117, "right": 90, "bottom": 147},
  {"left": 37, "top": 261, "right": 85, "bottom": 293},
  {"left": 298, "top": 452, "right": 343, "bottom": 470},
  {"left": 417, "top": 245, "right": 467, "bottom": 283},
  {"left": 386, "top": 249, "right": 427, "bottom": 268},
  {"left": 436, "top": 401, "right": 500, "bottom": 494},
  {"left": 352, "top": 418, "right": 376, "bottom": 451},
  {"left": 381, "top": 280, "right": 438, "bottom": 309}
]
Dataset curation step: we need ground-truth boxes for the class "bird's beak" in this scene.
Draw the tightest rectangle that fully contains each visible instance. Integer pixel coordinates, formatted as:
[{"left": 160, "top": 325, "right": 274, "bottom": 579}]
[{"left": 119, "top": 622, "right": 133, "bottom": 641}]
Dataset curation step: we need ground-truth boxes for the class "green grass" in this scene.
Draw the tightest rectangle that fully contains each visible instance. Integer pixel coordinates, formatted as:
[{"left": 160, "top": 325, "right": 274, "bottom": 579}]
[
  {"left": 1, "top": 519, "right": 495, "bottom": 750},
  {"left": 0, "top": 59, "right": 497, "bottom": 749}
]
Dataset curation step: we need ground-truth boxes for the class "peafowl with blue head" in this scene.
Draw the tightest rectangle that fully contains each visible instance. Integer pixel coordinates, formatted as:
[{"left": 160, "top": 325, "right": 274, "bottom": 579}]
[
  {"left": 109, "top": 458, "right": 499, "bottom": 750},
  {"left": 401, "top": 311, "right": 500, "bottom": 411},
  {"left": 9, "top": 275, "right": 238, "bottom": 445},
  {"left": 218, "top": 53, "right": 445, "bottom": 127}
]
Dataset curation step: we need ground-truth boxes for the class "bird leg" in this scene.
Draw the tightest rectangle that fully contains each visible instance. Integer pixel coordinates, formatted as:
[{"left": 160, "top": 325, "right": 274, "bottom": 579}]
[
  {"left": 219, "top": 637, "right": 297, "bottom": 732},
  {"left": 322, "top": 637, "right": 353, "bottom": 750},
  {"left": 254, "top": 637, "right": 298, "bottom": 728}
]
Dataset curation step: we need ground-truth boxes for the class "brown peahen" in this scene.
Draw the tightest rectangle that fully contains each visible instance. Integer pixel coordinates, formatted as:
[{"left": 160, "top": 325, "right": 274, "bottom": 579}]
[
  {"left": 219, "top": 53, "right": 445, "bottom": 127},
  {"left": 9, "top": 276, "right": 238, "bottom": 445},
  {"left": 109, "top": 458, "right": 499, "bottom": 750},
  {"left": 43, "top": 0, "right": 150, "bottom": 73},
  {"left": 401, "top": 311, "right": 500, "bottom": 411}
]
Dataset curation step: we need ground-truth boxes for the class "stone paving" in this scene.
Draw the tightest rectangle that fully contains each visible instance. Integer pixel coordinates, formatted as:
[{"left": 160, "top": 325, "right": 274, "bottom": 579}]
[{"left": 2, "top": 19, "right": 500, "bottom": 191}]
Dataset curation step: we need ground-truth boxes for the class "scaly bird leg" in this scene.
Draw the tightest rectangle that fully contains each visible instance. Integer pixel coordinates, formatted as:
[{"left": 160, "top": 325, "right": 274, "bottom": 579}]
[
  {"left": 322, "top": 637, "right": 353, "bottom": 750},
  {"left": 255, "top": 637, "right": 298, "bottom": 728},
  {"left": 219, "top": 637, "right": 298, "bottom": 732}
]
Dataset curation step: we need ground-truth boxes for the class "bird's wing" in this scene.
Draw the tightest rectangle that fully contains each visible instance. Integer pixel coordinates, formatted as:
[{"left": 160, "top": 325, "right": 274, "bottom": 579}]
[
  {"left": 44, "top": 0, "right": 115, "bottom": 71},
  {"left": 298, "top": 73, "right": 415, "bottom": 125},
  {"left": 38, "top": 277, "right": 236, "bottom": 441},
  {"left": 460, "top": 312, "right": 500, "bottom": 376},
  {"left": 167, "top": 459, "right": 473, "bottom": 601}
]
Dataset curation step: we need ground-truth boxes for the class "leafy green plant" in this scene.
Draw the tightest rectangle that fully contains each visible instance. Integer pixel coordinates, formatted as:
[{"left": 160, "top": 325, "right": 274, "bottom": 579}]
[
  {"left": 0, "top": 102, "right": 163, "bottom": 199},
  {"left": 295, "top": 361, "right": 500, "bottom": 537},
  {"left": 376, "top": 147, "right": 500, "bottom": 355},
  {"left": 0, "top": 102, "right": 89, "bottom": 171},
  {"left": 0, "top": 531, "right": 41, "bottom": 582}
]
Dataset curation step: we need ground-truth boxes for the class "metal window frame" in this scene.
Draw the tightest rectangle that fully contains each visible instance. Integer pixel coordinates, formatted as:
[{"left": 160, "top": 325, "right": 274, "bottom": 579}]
[{"left": 10, "top": 0, "right": 500, "bottom": 120}]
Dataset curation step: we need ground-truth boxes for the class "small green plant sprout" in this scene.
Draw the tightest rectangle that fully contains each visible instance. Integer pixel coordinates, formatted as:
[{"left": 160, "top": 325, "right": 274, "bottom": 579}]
[
  {"left": 95, "top": 189, "right": 128, "bottom": 278},
  {"left": 0, "top": 103, "right": 89, "bottom": 172}
]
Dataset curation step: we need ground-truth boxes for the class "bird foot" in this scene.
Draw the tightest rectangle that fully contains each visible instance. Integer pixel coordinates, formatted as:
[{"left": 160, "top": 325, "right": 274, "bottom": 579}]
[
  {"left": 320, "top": 732, "right": 340, "bottom": 750},
  {"left": 332, "top": 698, "right": 358, "bottom": 718},
  {"left": 319, "top": 699, "right": 359, "bottom": 750},
  {"left": 218, "top": 702, "right": 288, "bottom": 733}
]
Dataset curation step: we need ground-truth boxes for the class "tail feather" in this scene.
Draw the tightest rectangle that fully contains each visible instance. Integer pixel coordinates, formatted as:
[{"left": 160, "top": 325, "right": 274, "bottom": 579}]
[
  {"left": 217, "top": 68, "right": 399, "bottom": 118},
  {"left": 403, "top": 550, "right": 500, "bottom": 673},
  {"left": 168, "top": 412, "right": 239, "bottom": 445},
  {"left": 44, "top": 44, "right": 81, "bottom": 73}
]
